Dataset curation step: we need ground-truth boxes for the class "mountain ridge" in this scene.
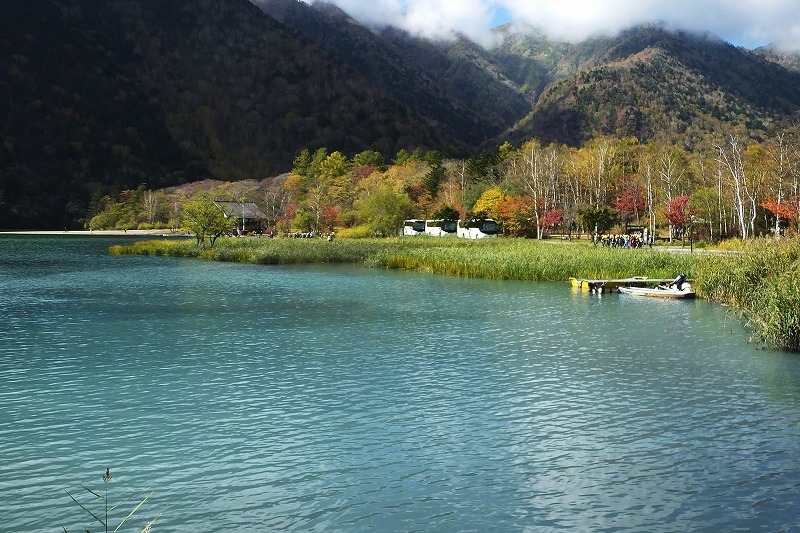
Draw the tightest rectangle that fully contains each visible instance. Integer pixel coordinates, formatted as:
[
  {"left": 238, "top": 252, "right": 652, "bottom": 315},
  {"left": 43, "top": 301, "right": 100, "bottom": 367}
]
[
  {"left": 491, "top": 24, "right": 800, "bottom": 147},
  {"left": 2, "top": 0, "right": 800, "bottom": 228}
]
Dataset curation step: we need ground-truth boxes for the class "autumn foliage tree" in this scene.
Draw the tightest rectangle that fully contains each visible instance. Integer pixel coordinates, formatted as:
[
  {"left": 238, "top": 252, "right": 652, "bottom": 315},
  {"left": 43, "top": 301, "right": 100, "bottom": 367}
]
[
  {"left": 496, "top": 195, "right": 535, "bottom": 237},
  {"left": 472, "top": 187, "right": 506, "bottom": 223},
  {"left": 665, "top": 195, "right": 696, "bottom": 240},
  {"left": 760, "top": 196, "right": 799, "bottom": 234},
  {"left": 540, "top": 209, "right": 563, "bottom": 237},
  {"left": 613, "top": 175, "right": 647, "bottom": 224}
]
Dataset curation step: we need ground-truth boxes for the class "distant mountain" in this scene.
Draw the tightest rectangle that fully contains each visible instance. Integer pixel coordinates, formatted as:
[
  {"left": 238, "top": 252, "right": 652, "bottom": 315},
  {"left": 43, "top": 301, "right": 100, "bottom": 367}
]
[
  {"left": 3, "top": 0, "right": 800, "bottom": 228},
  {"left": 491, "top": 26, "right": 800, "bottom": 147},
  {"left": 755, "top": 45, "right": 800, "bottom": 73}
]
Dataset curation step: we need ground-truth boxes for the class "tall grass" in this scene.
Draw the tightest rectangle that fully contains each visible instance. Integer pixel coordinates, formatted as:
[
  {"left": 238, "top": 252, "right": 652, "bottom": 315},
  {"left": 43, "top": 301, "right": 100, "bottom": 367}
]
[
  {"left": 113, "top": 237, "right": 698, "bottom": 280},
  {"left": 111, "top": 237, "right": 408, "bottom": 264},
  {"left": 112, "top": 235, "right": 800, "bottom": 351},
  {"left": 694, "top": 236, "right": 800, "bottom": 351},
  {"left": 63, "top": 468, "right": 159, "bottom": 533},
  {"left": 382, "top": 239, "right": 697, "bottom": 281}
]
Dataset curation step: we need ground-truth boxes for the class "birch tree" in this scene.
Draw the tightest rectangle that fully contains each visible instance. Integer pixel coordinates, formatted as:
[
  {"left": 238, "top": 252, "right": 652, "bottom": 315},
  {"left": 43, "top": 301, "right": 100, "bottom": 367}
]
[
  {"left": 658, "top": 145, "right": 687, "bottom": 241},
  {"left": 141, "top": 190, "right": 159, "bottom": 224},
  {"left": 763, "top": 133, "right": 799, "bottom": 235},
  {"left": 584, "top": 138, "right": 617, "bottom": 207},
  {"left": 715, "top": 133, "right": 750, "bottom": 238},
  {"left": 443, "top": 159, "right": 469, "bottom": 215},
  {"left": 518, "top": 140, "right": 547, "bottom": 238}
]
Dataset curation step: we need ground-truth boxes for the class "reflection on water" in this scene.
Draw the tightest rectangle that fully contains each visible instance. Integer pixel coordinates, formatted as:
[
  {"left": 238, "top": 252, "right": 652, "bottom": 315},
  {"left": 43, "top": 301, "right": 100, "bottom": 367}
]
[{"left": 1, "top": 235, "right": 800, "bottom": 532}]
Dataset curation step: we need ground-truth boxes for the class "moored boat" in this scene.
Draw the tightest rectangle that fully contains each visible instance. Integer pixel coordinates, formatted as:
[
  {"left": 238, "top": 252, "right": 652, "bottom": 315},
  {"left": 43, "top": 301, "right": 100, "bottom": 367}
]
[
  {"left": 617, "top": 285, "right": 696, "bottom": 299},
  {"left": 617, "top": 274, "right": 695, "bottom": 299}
]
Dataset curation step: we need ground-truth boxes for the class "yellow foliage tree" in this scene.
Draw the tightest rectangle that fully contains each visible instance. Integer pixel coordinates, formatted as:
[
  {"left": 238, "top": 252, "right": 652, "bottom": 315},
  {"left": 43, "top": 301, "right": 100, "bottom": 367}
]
[{"left": 472, "top": 186, "right": 507, "bottom": 220}]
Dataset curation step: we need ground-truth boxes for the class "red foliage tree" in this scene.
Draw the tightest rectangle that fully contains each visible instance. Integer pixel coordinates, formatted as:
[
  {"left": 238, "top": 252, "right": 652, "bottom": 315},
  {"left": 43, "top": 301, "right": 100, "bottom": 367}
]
[
  {"left": 761, "top": 196, "right": 800, "bottom": 234},
  {"left": 613, "top": 175, "right": 647, "bottom": 223},
  {"left": 352, "top": 165, "right": 377, "bottom": 183},
  {"left": 665, "top": 195, "right": 695, "bottom": 231},
  {"left": 540, "top": 209, "right": 563, "bottom": 231},
  {"left": 321, "top": 206, "right": 341, "bottom": 232},
  {"left": 276, "top": 203, "right": 297, "bottom": 232}
]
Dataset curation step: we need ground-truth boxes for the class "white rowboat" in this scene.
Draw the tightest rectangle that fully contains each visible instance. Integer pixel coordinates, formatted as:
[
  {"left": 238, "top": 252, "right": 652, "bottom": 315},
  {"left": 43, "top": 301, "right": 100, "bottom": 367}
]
[{"left": 617, "top": 285, "right": 695, "bottom": 299}]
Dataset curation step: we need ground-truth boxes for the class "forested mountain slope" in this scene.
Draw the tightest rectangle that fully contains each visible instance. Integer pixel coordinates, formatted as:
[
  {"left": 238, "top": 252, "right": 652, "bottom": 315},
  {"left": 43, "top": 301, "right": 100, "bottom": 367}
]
[
  {"left": 0, "top": 0, "right": 483, "bottom": 228},
  {"left": 495, "top": 26, "right": 800, "bottom": 147},
  {"left": 3, "top": 0, "right": 800, "bottom": 229},
  {"left": 755, "top": 45, "right": 800, "bottom": 74},
  {"left": 255, "top": 0, "right": 530, "bottom": 146}
]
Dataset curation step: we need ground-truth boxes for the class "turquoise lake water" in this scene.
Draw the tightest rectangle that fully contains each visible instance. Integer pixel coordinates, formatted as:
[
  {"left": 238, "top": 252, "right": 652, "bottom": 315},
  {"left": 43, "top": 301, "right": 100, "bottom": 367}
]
[{"left": 1, "top": 235, "right": 800, "bottom": 532}]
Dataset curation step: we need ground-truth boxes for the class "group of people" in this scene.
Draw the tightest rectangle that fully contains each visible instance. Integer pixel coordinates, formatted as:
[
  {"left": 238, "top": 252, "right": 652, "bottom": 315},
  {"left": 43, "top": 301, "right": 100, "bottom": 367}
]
[
  {"left": 284, "top": 231, "right": 335, "bottom": 241},
  {"left": 594, "top": 233, "right": 653, "bottom": 249}
]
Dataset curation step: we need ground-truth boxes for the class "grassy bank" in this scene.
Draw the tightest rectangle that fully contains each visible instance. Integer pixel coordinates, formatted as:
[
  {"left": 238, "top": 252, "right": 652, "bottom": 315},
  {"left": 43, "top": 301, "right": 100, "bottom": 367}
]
[
  {"left": 110, "top": 236, "right": 800, "bottom": 351},
  {"left": 693, "top": 237, "right": 800, "bottom": 351},
  {"left": 110, "top": 237, "right": 698, "bottom": 279}
]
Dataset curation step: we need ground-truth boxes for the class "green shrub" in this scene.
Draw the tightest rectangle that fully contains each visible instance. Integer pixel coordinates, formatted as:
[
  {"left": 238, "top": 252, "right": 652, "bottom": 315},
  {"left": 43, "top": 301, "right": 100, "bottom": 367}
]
[{"left": 336, "top": 225, "right": 375, "bottom": 238}]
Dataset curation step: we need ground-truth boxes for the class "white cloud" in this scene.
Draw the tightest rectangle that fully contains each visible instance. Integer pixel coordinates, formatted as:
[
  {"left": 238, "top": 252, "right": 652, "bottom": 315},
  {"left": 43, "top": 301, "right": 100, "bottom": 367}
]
[{"left": 301, "top": 0, "right": 800, "bottom": 50}]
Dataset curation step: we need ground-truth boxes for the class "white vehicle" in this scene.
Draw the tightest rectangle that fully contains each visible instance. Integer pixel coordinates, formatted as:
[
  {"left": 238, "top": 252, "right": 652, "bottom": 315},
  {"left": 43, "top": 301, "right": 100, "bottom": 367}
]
[
  {"left": 402, "top": 219, "right": 426, "bottom": 236},
  {"left": 457, "top": 218, "right": 499, "bottom": 239},
  {"left": 424, "top": 219, "right": 458, "bottom": 236}
]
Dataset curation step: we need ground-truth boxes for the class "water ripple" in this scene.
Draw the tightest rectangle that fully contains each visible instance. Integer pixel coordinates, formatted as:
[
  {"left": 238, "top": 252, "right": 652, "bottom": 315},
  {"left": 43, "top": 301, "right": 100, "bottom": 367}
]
[{"left": 2, "top": 240, "right": 800, "bottom": 532}]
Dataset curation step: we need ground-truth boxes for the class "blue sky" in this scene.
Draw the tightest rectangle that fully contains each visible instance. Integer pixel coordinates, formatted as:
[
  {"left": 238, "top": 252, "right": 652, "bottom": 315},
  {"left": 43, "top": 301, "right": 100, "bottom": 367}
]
[
  {"left": 490, "top": 5, "right": 511, "bottom": 28},
  {"left": 299, "top": 0, "right": 799, "bottom": 50}
]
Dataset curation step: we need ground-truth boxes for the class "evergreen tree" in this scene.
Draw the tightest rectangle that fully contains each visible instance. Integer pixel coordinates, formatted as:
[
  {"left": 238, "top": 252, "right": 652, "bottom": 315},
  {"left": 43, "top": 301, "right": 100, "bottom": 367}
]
[
  {"left": 292, "top": 149, "right": 312, "bottom": 177},
  {"left": 419, "top": 151, "right": 445, "bottom": 199},
  {"left": 352, "top": 150, "right": 386, "bottom": 170}
]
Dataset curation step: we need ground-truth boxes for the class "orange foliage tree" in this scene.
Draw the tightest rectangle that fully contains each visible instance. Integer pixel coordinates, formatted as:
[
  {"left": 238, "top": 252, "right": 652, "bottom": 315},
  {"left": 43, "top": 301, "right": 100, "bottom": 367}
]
[
  {"left": 760, "top": 196, "right": 799, "bottom": 234},
  {"left": 496, "top": 195, "right": 535, "bottom": 237}
]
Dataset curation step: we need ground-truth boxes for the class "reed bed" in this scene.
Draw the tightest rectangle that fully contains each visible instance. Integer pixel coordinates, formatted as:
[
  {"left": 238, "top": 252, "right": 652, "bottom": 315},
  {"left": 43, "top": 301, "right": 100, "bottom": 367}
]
[
  {"left": 112, "top": 237, "right": 697, "bottom": 280},
  {"left": 110, "top": 236, "right": 441, "bottom": 265},
  {"left": 112, "top": 235, "right": 800, "bottom": 351},
  {"left": 383, "top": 239, "right": 698, "bottom": 281},
  {"left": 693, "top": 236, "right": 800, "bottom": 351},
  {"left": 109, "top": 239, "right": 198, "bottom": 257}
]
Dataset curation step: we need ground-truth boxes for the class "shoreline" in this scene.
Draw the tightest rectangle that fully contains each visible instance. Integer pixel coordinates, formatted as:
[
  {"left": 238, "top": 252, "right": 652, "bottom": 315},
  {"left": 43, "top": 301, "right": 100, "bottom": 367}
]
[{"left": 1, "top": 229, "right": 190, "bottom": 236}]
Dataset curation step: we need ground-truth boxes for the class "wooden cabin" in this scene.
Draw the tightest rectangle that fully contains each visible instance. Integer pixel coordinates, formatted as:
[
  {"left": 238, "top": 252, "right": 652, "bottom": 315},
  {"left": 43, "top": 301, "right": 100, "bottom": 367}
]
[{"left": 213, "top": 201, "right": 268, "bottom": 235}]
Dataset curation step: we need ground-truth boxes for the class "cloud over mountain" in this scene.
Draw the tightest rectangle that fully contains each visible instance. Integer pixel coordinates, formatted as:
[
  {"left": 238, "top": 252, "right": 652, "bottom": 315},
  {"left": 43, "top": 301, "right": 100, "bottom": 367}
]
[{"left": 302, "top": 0, "right": 800, "bottom": 50}]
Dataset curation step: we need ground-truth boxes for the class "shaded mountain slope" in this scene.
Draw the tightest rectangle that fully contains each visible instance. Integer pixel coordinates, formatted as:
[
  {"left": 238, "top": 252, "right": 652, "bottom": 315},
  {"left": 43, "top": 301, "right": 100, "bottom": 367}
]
[
  {"left": 255, "top": 0, "right": 530, "bottom": 147},
  {"left": 0, "top": 0, "right": 467, "bottom": 228}
]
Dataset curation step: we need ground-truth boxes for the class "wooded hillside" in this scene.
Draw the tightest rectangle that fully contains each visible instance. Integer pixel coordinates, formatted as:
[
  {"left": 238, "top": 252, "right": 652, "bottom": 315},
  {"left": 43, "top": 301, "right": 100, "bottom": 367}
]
[{"left": 2, "top": 0, "right": 800, "bottom": 229}]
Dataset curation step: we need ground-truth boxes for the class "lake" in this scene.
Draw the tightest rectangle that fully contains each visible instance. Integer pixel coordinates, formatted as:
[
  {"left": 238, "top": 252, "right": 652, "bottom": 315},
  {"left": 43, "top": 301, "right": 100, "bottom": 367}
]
[{"left": 1, "top": 235, "right": 800, "bottom": 532}]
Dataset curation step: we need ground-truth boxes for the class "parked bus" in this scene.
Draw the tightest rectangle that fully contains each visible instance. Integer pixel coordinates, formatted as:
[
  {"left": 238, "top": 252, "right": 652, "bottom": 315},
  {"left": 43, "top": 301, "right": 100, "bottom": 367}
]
[
  {"left": 457, "top": 218, "right": 499, "bottom": 239},
  {"left": 404, "top": 218, "right": 499, "bottom": 238},
  {"left": 424, "top": 219, "right": 458, "bottom": 236},
  {"left": 402, "top": 219, "right": 426, "bottom": 236}
]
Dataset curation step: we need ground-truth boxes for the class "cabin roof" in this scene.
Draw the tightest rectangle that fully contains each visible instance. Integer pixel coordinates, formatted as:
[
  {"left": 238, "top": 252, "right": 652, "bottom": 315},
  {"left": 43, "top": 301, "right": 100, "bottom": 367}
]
[{"left": 213, "top": 201, "right": 267, "bottom": 220}]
